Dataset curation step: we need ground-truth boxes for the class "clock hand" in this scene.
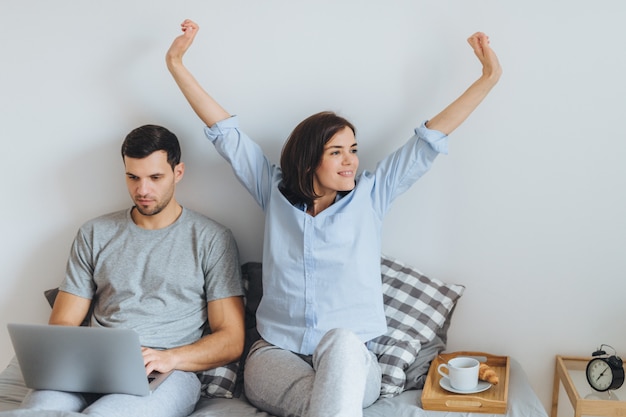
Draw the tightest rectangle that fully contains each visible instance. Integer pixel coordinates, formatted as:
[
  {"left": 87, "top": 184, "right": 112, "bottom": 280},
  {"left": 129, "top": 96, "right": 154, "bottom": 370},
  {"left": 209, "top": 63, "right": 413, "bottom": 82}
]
[{"left": 596, "top": 366, "right": 609, "bottom": 382}]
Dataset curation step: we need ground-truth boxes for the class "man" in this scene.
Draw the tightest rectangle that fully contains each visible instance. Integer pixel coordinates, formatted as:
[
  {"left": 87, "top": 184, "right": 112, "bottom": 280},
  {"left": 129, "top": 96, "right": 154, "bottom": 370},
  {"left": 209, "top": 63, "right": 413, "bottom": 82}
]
[{"left": 21, "top": 125, "right": 245, "bottom": 417}]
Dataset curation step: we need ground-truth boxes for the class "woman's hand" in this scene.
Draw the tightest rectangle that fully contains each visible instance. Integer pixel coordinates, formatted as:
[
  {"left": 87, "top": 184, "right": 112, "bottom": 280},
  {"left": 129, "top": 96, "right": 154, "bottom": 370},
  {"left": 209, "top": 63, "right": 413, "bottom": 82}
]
[
  {"left": 166, "top": 19, "right": 200, "bottom": 68},
  {"left": 424, "top": 32, "right": 502, "bottom": 135},
  {"left": 467, "top": 32, "right": 502, "bottom": 85},
  {"left": 165, "top": 19, "right": 231, "bottom": 126}
]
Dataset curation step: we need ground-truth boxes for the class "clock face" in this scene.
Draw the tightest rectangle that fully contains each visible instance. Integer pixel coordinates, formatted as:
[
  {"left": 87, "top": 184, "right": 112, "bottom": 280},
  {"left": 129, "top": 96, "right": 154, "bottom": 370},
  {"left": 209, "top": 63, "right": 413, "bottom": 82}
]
[{"left": 587, "top": 358, "right": 615, "bottom": 391}]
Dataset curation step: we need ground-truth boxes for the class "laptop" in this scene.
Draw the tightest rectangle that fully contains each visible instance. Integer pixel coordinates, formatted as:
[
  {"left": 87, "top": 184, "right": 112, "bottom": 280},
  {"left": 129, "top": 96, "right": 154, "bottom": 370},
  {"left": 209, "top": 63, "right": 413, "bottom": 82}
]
[{"left": 7, "top": 323, "right": 173, "bottom": 396}]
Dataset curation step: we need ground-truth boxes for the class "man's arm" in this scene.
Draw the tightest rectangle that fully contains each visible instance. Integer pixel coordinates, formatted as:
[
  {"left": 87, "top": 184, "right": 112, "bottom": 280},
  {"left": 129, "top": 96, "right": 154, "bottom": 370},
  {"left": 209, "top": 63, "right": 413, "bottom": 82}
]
[
  {"left": 48, "top": 291, "right": 91, "bottom": 326},
  {"left": 142, "top": 296, "right": 245, "bottom": 375},
  {"left": 425, "top": 32, "right": 502, "bottom": 136},
  {"left": 166, "top": 19, "right": 231, "bottom": 128}
]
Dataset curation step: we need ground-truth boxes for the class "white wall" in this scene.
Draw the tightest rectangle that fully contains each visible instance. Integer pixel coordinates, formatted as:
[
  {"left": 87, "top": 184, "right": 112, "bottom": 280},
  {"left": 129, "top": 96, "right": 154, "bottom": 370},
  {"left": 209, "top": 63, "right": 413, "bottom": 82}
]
[{"left": 1, "top": 0, "right": 625, "bottom": 412}]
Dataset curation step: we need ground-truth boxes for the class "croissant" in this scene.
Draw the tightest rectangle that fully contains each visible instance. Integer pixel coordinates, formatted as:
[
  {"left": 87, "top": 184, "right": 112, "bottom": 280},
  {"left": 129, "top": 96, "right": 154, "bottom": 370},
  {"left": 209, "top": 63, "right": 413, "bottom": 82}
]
[{"left": 479, "top": 363, "right": 499, "bottom": 385}]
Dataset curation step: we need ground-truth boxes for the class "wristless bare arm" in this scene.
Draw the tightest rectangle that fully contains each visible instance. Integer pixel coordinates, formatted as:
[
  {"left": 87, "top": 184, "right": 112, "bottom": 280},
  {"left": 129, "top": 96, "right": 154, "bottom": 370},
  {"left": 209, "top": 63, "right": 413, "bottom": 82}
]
[{"left": 49, "top": 291, "right": 91, "bottom": 326}]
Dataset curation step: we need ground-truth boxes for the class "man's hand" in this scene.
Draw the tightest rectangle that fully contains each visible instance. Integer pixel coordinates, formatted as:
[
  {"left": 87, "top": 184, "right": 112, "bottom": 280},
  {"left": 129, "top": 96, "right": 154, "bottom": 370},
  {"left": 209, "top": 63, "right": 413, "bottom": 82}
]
[
  {"left": 142, "top": 346, "right": 176, "bottom": 375},
  {"left": 139, "top": 296, "right": 244, "bottom": 375}
]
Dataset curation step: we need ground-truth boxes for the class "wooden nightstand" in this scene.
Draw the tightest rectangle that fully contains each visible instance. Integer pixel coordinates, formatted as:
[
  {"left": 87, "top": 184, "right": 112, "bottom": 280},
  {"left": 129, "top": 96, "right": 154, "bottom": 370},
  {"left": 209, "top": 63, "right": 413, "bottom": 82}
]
[{"left": 552, "top": 355, "right": 626, "bottom": 417}]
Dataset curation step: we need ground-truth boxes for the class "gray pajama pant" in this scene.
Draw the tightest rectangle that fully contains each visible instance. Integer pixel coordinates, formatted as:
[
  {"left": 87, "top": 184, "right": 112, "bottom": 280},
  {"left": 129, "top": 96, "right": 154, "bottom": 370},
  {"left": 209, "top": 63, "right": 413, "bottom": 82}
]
[
  {"left": 19, "top": 370, "right": 200, "bottom": 417},
  {"left": 244, "top": 328, "right": 382, "bottom": 417}
]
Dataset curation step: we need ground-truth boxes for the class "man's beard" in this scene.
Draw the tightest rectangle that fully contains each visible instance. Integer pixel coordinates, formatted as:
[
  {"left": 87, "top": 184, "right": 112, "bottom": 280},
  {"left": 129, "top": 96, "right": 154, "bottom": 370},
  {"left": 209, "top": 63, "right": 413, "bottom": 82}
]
[{"left": 133, "top": 196, "right": 171, "bottom": 217}]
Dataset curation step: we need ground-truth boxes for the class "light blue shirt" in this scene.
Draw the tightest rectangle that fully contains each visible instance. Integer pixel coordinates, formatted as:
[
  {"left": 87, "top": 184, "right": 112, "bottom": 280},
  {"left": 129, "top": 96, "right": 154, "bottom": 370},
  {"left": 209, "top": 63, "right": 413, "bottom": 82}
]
[{"left": 205, "top": 116, "right": 448, "bottom": 355}]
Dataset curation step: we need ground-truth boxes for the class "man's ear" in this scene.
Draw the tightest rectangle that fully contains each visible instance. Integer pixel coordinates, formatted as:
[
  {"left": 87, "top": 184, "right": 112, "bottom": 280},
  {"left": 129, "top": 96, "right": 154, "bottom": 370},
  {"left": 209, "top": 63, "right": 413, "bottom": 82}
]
[{"left": 174, "top": 162, "right": 185, "bottom": 183}]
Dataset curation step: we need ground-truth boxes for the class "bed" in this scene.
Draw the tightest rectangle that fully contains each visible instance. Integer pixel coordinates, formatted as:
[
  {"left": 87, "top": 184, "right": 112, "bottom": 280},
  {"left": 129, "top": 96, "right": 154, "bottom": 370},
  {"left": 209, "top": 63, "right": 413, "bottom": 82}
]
[{"left": 0, "top": 257, "right": 548, "bottom": 417}]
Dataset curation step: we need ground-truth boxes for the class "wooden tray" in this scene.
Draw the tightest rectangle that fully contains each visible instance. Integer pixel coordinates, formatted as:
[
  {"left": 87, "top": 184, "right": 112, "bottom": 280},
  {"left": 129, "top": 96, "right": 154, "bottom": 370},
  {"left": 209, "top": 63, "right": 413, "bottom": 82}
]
[{"left": 421, "top": 351, "right": 510, "bottom": 414}]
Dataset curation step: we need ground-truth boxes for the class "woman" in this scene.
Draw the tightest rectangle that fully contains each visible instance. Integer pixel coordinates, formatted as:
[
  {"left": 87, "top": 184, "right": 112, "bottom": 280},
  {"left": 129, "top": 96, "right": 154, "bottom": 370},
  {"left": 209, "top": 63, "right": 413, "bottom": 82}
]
[{"left": 166, "top": 19, "right": 501, "bottom": 417}]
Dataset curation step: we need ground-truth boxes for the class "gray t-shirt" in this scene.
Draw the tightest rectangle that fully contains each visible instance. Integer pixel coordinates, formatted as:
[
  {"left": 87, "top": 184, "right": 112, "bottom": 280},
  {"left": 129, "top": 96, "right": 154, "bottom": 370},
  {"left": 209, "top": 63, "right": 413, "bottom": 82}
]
[{"left": 60, "top": 207, "right": 243, "bottom": 349}]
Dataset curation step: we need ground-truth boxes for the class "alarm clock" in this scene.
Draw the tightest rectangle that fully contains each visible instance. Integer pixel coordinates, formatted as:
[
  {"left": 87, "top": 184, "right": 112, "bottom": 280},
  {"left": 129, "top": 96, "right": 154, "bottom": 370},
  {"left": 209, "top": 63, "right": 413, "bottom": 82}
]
[{"left": 586, "top": 344, "right": 625, "bottom": 392}]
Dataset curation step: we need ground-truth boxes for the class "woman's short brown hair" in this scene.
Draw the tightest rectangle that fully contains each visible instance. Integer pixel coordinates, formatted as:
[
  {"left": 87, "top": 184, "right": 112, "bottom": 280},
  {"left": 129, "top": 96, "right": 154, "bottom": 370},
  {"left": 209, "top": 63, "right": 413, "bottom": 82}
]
[{"left": 279, "top": 111, "right": 356, "bottom": 207}]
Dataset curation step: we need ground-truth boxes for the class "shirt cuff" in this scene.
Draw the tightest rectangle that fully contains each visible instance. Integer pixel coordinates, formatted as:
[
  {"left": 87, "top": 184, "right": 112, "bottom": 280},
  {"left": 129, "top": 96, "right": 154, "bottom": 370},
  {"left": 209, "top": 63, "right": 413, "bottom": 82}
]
[
  {"left": 415, "top": 121, "right": 448, "bottom": 155},
  {"left": 204, "top": 115, "right": 240, "bottom": 142}
]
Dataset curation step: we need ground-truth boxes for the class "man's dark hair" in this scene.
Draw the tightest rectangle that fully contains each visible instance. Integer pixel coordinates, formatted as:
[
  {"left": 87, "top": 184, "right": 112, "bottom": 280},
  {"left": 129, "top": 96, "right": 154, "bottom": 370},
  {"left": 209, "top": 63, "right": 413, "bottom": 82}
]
[
  {"left": 121, "top": 124, "right": 181, "bottom": 170},
  {"left": 279, "top": 111, "right": 356, "bottom": 207}
]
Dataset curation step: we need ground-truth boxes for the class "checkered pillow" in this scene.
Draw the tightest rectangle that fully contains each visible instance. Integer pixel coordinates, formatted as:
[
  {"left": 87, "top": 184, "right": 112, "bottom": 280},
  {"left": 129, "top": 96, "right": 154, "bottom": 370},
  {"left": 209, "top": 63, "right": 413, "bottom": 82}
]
[
  {"left": 369, "top": 255, "right": 465, "bottom": 397},
  {"left": 197, "top": 361, "right": 239, "bottom": 398}
]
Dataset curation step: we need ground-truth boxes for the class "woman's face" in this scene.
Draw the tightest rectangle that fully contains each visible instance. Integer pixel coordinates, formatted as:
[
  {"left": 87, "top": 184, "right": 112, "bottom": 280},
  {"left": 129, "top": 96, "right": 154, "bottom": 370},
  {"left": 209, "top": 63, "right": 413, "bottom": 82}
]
[{"left": 313, "top": 126, "right": 359, "bottom": 197}]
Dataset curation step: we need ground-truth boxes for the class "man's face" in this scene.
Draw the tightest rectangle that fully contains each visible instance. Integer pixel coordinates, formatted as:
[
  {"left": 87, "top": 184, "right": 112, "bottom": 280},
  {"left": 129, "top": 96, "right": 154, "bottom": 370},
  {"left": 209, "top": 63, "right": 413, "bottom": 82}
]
[{"left": 124, "top": 151, "right": 183, "bottom": 217}]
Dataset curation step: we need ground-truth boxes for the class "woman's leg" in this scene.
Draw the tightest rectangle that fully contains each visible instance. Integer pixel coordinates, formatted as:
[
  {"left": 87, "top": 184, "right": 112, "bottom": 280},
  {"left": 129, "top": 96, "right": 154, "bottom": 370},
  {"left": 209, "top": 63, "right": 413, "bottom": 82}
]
[
  {"left": 244, "top": 329, "right": 381, "bottom": 417},
  {"left": 308, "top": 328, "right": 381, "bottom": 417},
  {"left": 244, "top": 340, "right": 315, "bottom": 417}
]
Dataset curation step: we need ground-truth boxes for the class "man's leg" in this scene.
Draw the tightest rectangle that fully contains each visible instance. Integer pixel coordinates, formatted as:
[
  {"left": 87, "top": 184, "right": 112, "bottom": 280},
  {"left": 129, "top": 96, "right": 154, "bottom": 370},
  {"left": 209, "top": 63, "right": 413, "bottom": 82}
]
[
  {"left": 82, "top": 370, "right": 200, "bottom": 417},
  {"left": 20, "top": 389, "right": 91, "bottom": 412}
]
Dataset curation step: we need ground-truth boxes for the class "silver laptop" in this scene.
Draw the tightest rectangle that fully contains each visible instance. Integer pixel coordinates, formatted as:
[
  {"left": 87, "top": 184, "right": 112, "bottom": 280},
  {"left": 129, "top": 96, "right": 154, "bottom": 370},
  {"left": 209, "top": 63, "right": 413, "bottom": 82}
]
[{"left": 7, "top": 323, "right": 173, "bottom": 396}]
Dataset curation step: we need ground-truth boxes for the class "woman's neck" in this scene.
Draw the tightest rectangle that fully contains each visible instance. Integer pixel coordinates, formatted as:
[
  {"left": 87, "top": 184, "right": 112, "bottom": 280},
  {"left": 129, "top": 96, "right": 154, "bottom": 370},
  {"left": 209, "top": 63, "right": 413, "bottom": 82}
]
[{"left": 307, "top": 193, "right": 336, "bottom": 217}]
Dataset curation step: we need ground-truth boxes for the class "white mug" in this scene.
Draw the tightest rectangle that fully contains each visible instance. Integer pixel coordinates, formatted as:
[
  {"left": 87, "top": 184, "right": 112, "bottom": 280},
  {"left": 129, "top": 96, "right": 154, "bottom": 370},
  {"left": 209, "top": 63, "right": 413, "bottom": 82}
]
[{"left": 437, "top": 356, "right": 479, "bottom": 391}]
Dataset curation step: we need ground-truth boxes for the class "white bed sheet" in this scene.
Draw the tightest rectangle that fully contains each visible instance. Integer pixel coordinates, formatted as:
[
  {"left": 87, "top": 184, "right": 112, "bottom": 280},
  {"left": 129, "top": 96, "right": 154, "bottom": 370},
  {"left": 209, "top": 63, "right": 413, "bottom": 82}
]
[{"left": 0, "top": 356, "right": 548, "bottom": 417}]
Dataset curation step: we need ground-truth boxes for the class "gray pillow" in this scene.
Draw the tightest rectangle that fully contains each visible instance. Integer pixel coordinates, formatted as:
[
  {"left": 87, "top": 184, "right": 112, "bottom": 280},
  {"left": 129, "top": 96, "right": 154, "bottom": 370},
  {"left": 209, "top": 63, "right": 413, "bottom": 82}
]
[{"left": 403, "top": 305, "right": 455, "bottom": 391}]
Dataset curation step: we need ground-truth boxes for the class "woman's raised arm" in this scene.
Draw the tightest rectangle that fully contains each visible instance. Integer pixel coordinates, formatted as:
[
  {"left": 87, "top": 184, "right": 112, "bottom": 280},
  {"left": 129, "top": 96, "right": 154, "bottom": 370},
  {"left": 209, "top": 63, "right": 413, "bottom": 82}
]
[
  {"left": 425, "top": 32, "right": 502, "bottom": 135},
  {"left": 166, "top": 19, "right": 231, "bottom": 127}
]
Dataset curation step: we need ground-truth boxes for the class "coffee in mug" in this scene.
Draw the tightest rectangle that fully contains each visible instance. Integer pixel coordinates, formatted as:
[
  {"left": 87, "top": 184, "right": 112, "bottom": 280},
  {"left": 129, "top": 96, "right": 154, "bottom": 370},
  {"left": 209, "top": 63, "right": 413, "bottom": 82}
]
[{"left": 437, "top": 356, "right": 479, "bottom": 391}]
